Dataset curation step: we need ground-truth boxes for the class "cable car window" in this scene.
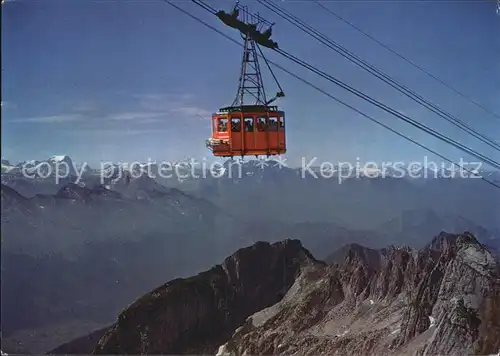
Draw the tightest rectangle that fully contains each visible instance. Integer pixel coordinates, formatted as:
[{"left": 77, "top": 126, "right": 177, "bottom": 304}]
[
  {"left": 218, "top": 118, "right": 228, "bottom": 132},
  {"left": 231, "top": 117, "right": 241, "bottom": 132},
  {"left": 268, "top": 117, "right": 278, "bottom": 131},
  {"left": 244, "top": 117, "right": 254, "bottom": 132},
  {"left": 257, "top": 117, "right": 267, "bottom": 131},
  {"left": 279, "top": 116, "right": 285, "bottom": 129}
]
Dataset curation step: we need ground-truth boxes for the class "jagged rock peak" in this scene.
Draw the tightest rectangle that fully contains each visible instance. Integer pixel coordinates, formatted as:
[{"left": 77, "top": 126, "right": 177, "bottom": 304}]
[
  {"left": 325, "top": 242, "right": 382, "bottom": 267},
  {"left": 425, "top": 231, "right": 480, "bottom": 251},
  {"left": 216, "top": 232, "right": 500, "bottom": 356},
  {"left": 93, "top": 239, "right": 319, "bottom": 355}
]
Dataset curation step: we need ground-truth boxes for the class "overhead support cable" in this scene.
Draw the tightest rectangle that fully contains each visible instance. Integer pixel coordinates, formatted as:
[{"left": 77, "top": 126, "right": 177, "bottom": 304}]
[
  {"left": 273, "top": 47, "right": 500, "bottom": 170},
  {"left": 314, "top": 0, "right": 500, "bottom": 122},
  {"left": 257, "top": 0, "right": 500, "bottom": 152},
  {"left": 164, "top": 0, "right": 500, "bottom": 191}
]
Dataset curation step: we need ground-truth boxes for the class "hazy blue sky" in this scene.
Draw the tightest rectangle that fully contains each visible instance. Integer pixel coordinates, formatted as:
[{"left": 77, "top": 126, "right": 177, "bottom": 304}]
[{"left": 2, "top": 0, "right": 499, "bottom": 168}]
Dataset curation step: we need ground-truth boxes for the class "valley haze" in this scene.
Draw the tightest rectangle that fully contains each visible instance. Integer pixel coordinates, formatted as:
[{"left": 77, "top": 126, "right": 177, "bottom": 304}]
[
  {"left": 2, "top": 0, "right": 499, "bottom": 353},
  {"left": 1, "top": 153, "right": 499, "bottom": 354}
]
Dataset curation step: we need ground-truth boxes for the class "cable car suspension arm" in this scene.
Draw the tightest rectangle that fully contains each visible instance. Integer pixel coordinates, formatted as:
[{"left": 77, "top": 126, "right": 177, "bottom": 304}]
[
  {"left": 256, "top": 44, "right": 285, "bottom": 106},
  {"left": 272, "top": 48, "right": 500, "bottom": 170},
  {"left": 258, "top": 0, "right": 500, "bottom": 152},
  {"left": 164, "top": 0, "right": 500, "bottom": 190},
  {"left": 170, "top": 0, "right": 500, "bottom": 170}
]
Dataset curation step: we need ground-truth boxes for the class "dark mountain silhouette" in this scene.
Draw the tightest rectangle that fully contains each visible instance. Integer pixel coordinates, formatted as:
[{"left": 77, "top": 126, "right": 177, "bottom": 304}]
[
  {"left": 46, "top": 239, "right": 317, "bottom": 354},
  {"left": 47, "top": 327, "right": 109, "bottom": 355},
  {"left": 216, "top": 232, "right": 500, "bottom": 355},
  {"left": 1, "top": 183, "right": 373, "bottom": 354},
  {"left": 4, "top": 163, "right": 499, "bottom": 231},
  {"left": 49, "top": 232, "right": 500, "bottom": 355},
  {"left": 92, "top": 239, "right": 318, "bottom": 354},
  {"left": 55, "top": 183, "right": 123, "bottom": 201},
  {"left": 182, "top": 167, "right": 500, "bottom": 233},
  {"left": 375, "top": 208, "right": 497, "bottom": 248},
  {"left": 1, "top": 182, "right": 245, "bottom": 353},
  {"left": 2, "top": 167, "right": 499, "bottom": 354}
]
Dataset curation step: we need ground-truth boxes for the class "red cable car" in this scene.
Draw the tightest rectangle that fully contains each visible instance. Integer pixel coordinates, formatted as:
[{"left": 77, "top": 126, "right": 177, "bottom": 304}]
[
  {"left": 206, "top": 4, "right": 286, "bottom": 158},
  {"left": 208, "top": 105, "right": 285, "bottom": 157}
]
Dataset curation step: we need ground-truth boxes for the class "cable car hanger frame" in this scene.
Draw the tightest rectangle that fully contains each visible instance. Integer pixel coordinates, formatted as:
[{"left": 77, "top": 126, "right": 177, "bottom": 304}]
[{"left": 206, "top": 2, "right": 287, "bottom": 158}]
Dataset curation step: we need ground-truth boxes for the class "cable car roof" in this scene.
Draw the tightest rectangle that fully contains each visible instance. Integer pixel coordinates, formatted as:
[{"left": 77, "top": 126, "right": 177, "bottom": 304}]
[{"left": 215, "top": 105, "right": 283, "bottom": 114}]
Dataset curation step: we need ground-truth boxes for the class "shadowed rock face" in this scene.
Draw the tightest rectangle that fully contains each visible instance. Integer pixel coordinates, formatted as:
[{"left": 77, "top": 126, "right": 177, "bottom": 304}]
[
  {"left": 216, "top": 232, "right": 500, "bottom": 356},
  {"left": 48, "top": 327, "right": 109, "bottom": 355},
  {"left": 92, "top": 239, "right": 321, "bottom": 355},
  {"left": 49, "top": 233, "right": 500, "bottom": 356}
]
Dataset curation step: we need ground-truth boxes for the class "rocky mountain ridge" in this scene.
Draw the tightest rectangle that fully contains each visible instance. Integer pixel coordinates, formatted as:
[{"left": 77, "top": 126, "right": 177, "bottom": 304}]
[
  {"left": 3, "top": 157, "right": 499, "bottom": 234},
  {"left": 49, "top": 232, "right": 500, "bottom": 355},
  {"left": 217, "top": 232, "right": 500, "bottom": 355},
  {"left": 3, "top": 178, "right": 366, "bottom": 354},
  {"left": 92, "top": 239, "right": 319, "bottom": 354},
  {"left": 3, "top": 176, "right": 499, "bottom": 354}
]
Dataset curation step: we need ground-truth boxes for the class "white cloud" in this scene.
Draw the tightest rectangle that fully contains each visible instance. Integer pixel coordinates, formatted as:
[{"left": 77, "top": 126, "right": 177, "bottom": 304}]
[
  {"left": 171, "top": 106, "right": 212, "bottom": 119},
  {"left": 106, "top": 112, "right": 168, "bottom": 121},
  {"left": 132, "top": 92, "right": 210, "bottom": 118},
  {"left": 11, "top": 114, "right": 83, "bottom": 123},
  {"left": 71, "top": 128, "right": 173, "bottom": 136},
  {"left": 133, "top": 93, "right": 186, "bottom": 111},
  {"left": 6, "top": 92, "right": 212, "bottom": 126},
  {"left": 133, "top": 93, "right": 194, "bottom": 101}
]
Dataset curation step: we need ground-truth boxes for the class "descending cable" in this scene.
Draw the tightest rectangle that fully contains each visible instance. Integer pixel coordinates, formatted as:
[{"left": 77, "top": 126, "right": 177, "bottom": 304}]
[
  {"left": 262, "top": 0, "right": 500, "bottom": 150},
  {"left": 257, "top": 0, "right": 500, "bottom": 152},
  {"left": 274, "top": 48, "right": 500, "bottom": 170},
  {"left": 183, "top": 0, "right": 500, "bottom": 171},
  {"left": 315, "top": 1, "right": 500, "bottom": 122},
  {"left": 256, "top": 43, "right": 285, "bottom": 95},
  {"left": 189, "top": 0, "right": 500, "bottom": 168},
  {"left": 191, "top": 0, "right": 217, "bottom": 14},
  {"left": 164, "top": 0, "right": 500, "bottom": 191}
]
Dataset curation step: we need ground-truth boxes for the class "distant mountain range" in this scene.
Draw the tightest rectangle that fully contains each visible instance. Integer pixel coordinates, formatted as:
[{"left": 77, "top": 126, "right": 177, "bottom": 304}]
[
  {"left": 3, "top": 155, "right": 499, "bottom": 229},
  {"left": 2, "top": 155, "right": 499, "bottom": 182},
  {"left": 1, "top": 155, "right": 499, "bottom": 354},
  {"left": 0, "top": 181, "right": 369, "bottom": 353}
]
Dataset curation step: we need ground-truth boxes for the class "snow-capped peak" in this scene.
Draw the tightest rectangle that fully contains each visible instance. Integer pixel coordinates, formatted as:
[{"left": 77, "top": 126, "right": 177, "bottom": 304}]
[{"left": 48, "top": 155, "right": 72, "bottom": 163}]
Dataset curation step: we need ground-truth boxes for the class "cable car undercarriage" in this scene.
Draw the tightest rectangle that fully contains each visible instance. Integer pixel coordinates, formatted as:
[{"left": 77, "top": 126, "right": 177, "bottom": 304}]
[{"left": 206, "top": 3, "right": 286, "bottom": 158}]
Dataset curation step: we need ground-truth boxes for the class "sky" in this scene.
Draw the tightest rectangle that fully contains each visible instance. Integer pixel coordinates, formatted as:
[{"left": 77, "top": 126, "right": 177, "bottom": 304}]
[{"left": 2, "top": 0, "right": 500, "bottom": 169}]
